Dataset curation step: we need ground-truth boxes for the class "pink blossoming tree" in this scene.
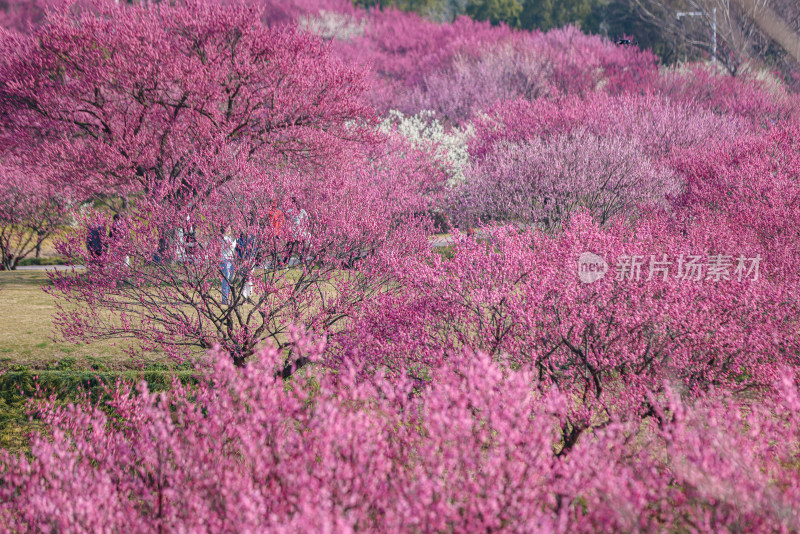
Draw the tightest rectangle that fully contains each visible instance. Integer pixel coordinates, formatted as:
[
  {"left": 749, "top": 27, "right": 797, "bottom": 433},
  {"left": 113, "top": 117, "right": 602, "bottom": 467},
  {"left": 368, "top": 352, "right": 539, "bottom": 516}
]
[
  {"left": 0, "top": 161, "right": 69, "bottom": 270},
  {"left": 0, "top": 0, "right": 451, "bottom": 368},
  {"left": 451, "top": 129, "right": 680, "bottom": 231},
  {"left": 0, "top": 0, "right": 376, "bottom": 205},
  {"left": 330, "top": 215, "right": 799, "bottom": 431},
  {"left": 47, "top": 136, "right": 444, "bottom": 367}
]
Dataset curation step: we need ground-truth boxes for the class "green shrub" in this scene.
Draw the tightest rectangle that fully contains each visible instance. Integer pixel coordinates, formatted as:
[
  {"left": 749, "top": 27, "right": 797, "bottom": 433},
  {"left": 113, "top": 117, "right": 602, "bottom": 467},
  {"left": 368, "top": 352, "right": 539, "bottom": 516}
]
[
  {"left": 85, "top": 356, "right": 107, "bottom": 372},
  {"left": 17, "top": 257, "right": 68, "bottom": 267},
  {"left": 53, "top": 356, "right": 76, "bottom": 371}
]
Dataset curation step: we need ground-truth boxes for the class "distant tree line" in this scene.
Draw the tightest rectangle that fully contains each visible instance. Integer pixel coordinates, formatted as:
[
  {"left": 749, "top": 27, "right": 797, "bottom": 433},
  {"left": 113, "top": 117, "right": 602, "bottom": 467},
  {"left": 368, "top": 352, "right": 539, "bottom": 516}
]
[
  {"left": 352, "top": 0, "right": 685, "bottom": 61},
  {"left": 353, "top": 0, "right": 800, "bottom": 82}
]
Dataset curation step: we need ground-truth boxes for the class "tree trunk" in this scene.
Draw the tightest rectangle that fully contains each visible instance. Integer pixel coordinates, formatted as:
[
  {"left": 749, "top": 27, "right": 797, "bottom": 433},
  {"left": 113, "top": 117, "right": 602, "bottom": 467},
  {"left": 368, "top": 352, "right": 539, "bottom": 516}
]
[
  {"left": 733, "top": 0, "right": 800, "bottom": 64},
  {"left": 1, "top": 254, "right": 17, "bottom": 271},
  {"left": 35, "top": 230, "right": 44, "bottom": 258}
]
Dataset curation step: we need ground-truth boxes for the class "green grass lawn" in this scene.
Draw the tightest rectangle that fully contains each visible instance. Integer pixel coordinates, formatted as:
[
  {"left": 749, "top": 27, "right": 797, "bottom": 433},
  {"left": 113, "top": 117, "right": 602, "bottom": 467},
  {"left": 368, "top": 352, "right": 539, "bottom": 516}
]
[
  {"left": 0, "top": 270, "right": 171, "bottom": 372},
  {"left": 0, "top": 264, "right": 390, "bottom": 453},
  {"left": 0, "top": 270, "right": 200, "bottom": 453}
]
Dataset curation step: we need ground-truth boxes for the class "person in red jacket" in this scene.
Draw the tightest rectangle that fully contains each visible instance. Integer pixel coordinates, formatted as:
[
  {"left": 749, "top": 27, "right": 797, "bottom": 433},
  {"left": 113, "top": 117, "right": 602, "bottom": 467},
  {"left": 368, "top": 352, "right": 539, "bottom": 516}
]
[
  {"left": 267, "top": 199, "right": 286, "bottom": 268},
  {"left": 270, "top": 201, "right": 285, "bottom": 236}
]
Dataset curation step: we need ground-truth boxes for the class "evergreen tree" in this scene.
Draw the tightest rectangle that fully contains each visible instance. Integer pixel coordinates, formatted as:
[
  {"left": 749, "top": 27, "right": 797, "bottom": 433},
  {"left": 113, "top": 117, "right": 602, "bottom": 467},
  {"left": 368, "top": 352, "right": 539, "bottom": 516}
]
[{"left": 465, "top": 0, "right": 522, "bottom": 26}]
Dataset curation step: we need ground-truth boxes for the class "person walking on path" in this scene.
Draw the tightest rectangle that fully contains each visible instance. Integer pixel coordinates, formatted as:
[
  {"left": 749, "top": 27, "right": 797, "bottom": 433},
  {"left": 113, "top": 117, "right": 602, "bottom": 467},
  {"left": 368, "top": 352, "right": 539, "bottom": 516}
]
[
  {"left": 236, "top": 230, "right": 258, "bottom": 300},
  {"left": 86, "top": 224, "right": 104, "bottom": 261},
  {"left": 220, "top": 226, "right": 237, "bottom": 306},
  {"left": 108, "top": 213, "right": 130, "bottom": 267},
  {"left": 267, "top": 199, "right": 285, "bottom": 269},
  {"left": 284, "top": 196, "right": 310, "bottom": 267},
  {"left": 184, "top": 215, "right": 197, "bottom": 266}
]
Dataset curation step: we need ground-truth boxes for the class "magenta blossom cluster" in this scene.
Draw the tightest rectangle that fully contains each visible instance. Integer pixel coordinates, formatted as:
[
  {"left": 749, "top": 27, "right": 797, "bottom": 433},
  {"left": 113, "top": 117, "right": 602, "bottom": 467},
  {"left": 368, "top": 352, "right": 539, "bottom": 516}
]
[
  {"left": 450, "top": 92, "right": 744, "bottom": 230},
  {"left": 2, "top": 0, "right": 800, "bottom": 529},
  {"left": 335, "top": 14, "right": 658, "bottom": 121},
  {"left": 451, "top": 129, "right": 680, "bottom": 230},
  {"left": 2, "top": 330, "right": 800, "bottom": 532},
  {"left": 331, "top": 215, "right": 799, "bottom": 420},
  {"left": 0, "top": 0, "right": 377, "bottom": 201}
]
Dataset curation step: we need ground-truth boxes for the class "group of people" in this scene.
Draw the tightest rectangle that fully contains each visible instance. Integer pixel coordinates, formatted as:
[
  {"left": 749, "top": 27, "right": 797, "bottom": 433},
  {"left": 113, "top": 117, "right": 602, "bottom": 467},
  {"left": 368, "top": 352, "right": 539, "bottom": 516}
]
[
  {"left": 219, "top": 198, "right": 309, "bottom": 306},
  {"left": 83, "top": 200, "right": 309, "bottom": 306},
  {"left": 86, "top": 214, "right": 130, "bottom": 266}
]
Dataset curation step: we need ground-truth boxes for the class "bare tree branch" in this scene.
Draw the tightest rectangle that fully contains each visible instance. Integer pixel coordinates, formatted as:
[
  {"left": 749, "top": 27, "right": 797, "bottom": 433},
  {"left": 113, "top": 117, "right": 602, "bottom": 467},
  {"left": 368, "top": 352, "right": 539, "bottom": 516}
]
[{"left": 733, "top": 0, "right": 800, "bottom": 63}]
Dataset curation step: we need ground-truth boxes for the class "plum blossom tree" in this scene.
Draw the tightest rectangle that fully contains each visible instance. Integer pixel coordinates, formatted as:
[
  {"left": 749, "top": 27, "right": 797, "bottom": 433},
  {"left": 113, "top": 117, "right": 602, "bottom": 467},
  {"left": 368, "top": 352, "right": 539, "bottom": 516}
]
[
  {"left": 654, "top": 64, "right": 800, "bottom": 127},
  {"left": 47, "top": 136, "right": 444, "bottom": 367},
  {"left": 403, "top": 40, "right": 555, "bottom": 123},
  {"left": 334, "top": 9, "right": 518, "bottom": 112},
  {"left": 0, "top": 162, "right": 69, "bottom": 270},
  {"left": 0, "top": 0, "right": 376, "bottom": 205},
  {"left": 672, "top": 122, "right": 800, "bottom": 284},
  {"left": 467, "top": 92, "right": 746, "bottom": 161},
  {"left": 339, "top": 16, "right": 658, "bottom": 120},
  {"left": 0, "top": 0, "right": 449, "bottom": 368},
  {"left": 379, "top": 109, "right": 472, "bottom": 186},
  {"left": 451, "top": 129, "right": 680, "bottom": 231},
  {"left": 330, "top": 215, "right": 800, "bottom": 431}
]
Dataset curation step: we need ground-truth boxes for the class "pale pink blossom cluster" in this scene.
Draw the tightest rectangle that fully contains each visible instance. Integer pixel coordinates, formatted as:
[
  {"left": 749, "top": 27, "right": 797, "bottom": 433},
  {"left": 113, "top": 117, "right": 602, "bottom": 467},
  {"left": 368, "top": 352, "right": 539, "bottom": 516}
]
[{"left": 2, "top": 331, "right": 800, "bottom": 532}]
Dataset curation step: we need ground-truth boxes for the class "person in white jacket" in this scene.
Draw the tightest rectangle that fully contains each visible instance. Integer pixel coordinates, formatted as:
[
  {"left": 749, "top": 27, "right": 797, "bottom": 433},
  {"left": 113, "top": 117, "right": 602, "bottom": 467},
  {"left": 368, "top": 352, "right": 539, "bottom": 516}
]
[
  {"left": 220, "top": 226, "right": 237, "bottom": 305},
  {"left": 284, "top": 196, "right": 310, "bottom": 267}
]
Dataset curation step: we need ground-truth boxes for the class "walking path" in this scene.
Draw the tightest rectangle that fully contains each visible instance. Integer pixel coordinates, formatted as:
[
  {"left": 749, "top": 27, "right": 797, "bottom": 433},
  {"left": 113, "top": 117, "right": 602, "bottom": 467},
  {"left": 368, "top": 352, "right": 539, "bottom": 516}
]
[
  {"left": 16, "top": 264, "right": 84, "bottom": 272},
  {"left": 429, "top": 235, "right": 455, "bottom": 248},
  {"left": 15, "top": 234, "right": 465, "bottom": 271}
]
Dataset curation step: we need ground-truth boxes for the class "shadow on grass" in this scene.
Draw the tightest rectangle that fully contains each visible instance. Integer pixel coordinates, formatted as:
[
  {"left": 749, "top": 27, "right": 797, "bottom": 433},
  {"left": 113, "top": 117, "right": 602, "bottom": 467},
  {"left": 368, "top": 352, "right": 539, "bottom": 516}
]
[
  {"left": 0, "top": 369, "right": 202, "bottom": 454},
  {"left": 0, "top": 271, "right": 53, "bottom": 287}
]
